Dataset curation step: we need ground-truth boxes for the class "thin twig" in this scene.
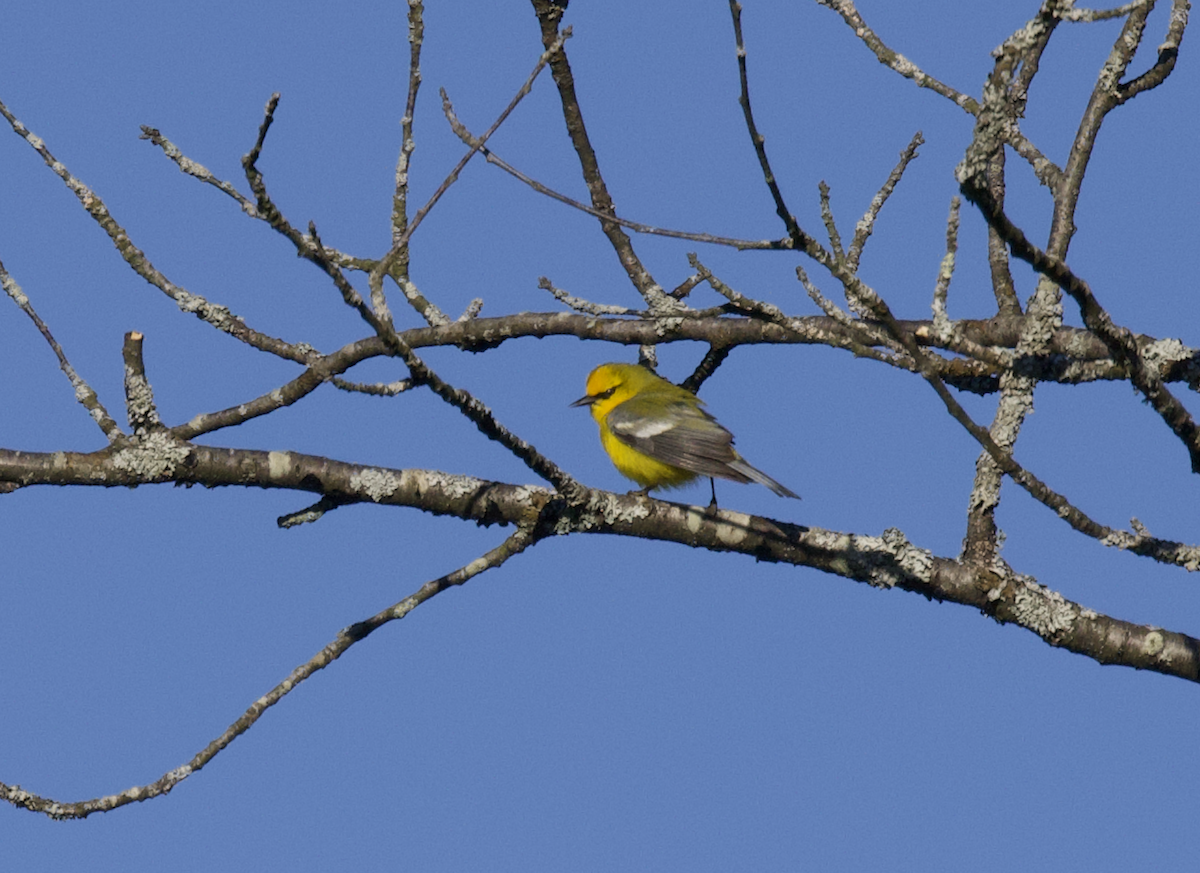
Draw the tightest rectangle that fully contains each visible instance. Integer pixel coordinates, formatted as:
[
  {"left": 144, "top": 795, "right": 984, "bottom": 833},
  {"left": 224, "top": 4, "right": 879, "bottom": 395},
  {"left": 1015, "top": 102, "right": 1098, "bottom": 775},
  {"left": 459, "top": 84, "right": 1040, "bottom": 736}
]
[
  {"left": 277, "top": 494, "right": 347, "bottom": 529},
  {"left": 0, "top": 259, "right": 123, "bottom": 440},
  {"left": 368, "top": 28, "right": 572, "bottom": 317},
  {"left": 847, "top": 132, "right": 924, "bottom": 271},
  {"left": 815, "top": 0, "right": 980, "bottom": 114},
  {"left": 818, "top": 182, "right": 844, "bottom": 262},
  {"left": 695, "top": 254, "right": 913, "bottom": 371},
  {"left": 729, "top": 0, "right": 809, "bottom": 251},
  {"left": 457, "top": 298, "right": 484, "bottom": 321},
  {"left": 438, "top": 128, "right": 791, "bottom": 252},
  {"left": 139, "top": 126, "right": 261, "bottom": 216},
  {"left": 680, "top": 345, "right": 733, "bottom": 394},
  {"left": 1053, "top": 2, "right": 1155, "bottom": 252},
  {"left": 928, "top": 199, "right": 1012, "bottom": 373},
  {"left": 330, "top": 377, "right": 416, "bottom": 397},
  {"left": 392, "top": 0, "right": 425, "bottom": 247},
  {"left": 1058, "top": 1, "right": 1155, "bottom": 24},
  {"left": 931, "top": 198, "right": 960, "bottom": 337},
  {"left": 237, "top": 96, "right": 449, "bottom": 328},
  {"left": 538, "top": 277, "right": 638, "bottom": 316},
  {"left": 1114, "top": 0, "right": 1188, "bottom": 101},
  {"left": 140, "top": 123, "right": 361, "bottom": 268},
  {"left": 531, "top": 1, "right": 672, "bottom": 307},
  {"left": 831, "top": 253, "right": 1200, "bottom": 568},
  {"left": 308, "top": 225, "right": 586, "bottom": 499},
  {"left": 983, "top": 150, "right": 1022, "bottom": 316}
]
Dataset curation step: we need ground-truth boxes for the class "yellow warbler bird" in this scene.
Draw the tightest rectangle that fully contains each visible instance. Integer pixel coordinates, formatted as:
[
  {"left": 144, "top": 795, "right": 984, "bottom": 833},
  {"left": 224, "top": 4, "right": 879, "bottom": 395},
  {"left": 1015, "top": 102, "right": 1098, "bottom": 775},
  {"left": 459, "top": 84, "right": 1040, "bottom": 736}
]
[{"left": 571, "top": 362, "right": 799, "bottom": 500}]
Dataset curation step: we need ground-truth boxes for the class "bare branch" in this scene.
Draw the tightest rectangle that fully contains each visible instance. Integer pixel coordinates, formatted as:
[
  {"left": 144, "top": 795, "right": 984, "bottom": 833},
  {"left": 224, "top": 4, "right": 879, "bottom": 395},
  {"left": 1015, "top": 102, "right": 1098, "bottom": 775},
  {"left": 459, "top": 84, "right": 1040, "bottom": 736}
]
[
  {"left": 2, "top": 520, "right": 544, "bottom": 819},
  {"left": 0, "top": 446, "right": 1198, "bottom": 693},
  {"left": 0, "top": 97, "right": 306, "bottom": 363},
  {"left": 680, "top": 345, "right": 733, "bottom": 394},
  {"left": 457, "top": 298, "right": 484, "bottom": 321},
  {"left": 729, "top": 0, "right": 810, "bottom": 252},
  {"left": 138, "top": 125, "right": 260, "bottom": 216},
  {"left": 140, "top": 121, "right": 372, "bottom": 276},
  {"left": 1117, "top": 13, "right": 1184, "bottom": 101},
  {"left": 817, "top": 181, "right": 845, "bottom": 262},
  {"left": 538, "top": 277, "right": 638, "bottom": 316},
  {"left": 277, "top": 494, "right": 347, "bottom": 528},
  {"left": 369, "top": 27, "right": 571, "bottom": 321},
  {"left": 959, "top": 181, "right": 1200, "bottom": 474},
  {"left": 847, "top": 132, "right": 924, "bottom": 271},
  {"left": 330, "top": 377, "right": 416, "bottom": 397},
  {"left": 1058, "top": 1, "right": 1154, "bottom": 22},
  {"left": 984, "top": 150, "right": 1021, "bottom": 316},
  {"left": 0, "top": 259, "right": 123, "bottom": 441},
  {"left": 1054, "top": 2, "right": 1155, "bottom": 250},
  {"left": 531, "top": 1, "right": 680, "bottom": 309},
  {"left": 438, "top": 129, "right": 792, "bottom": 252},
  {"left": 815, "top": 0, "right": 981, "bottom": 113},
  {"left": 694, "top": 253, "right": 914, "bottom": 372},
  {"left": 392, "top": 0, "right": 425, "bottom": 251}
]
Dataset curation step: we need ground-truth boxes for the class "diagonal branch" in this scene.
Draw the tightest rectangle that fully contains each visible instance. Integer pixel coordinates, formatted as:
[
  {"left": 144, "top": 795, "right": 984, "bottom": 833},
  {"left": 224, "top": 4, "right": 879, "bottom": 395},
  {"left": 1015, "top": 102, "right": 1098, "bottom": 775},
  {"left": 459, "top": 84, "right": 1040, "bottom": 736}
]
[
  {"left": 728, "top": 0, "right": 812, "bottom": 252},
  {"left": 0, "top": 259, "right": 123, "bottom": 441},
  {"left": 530, "top": 0, "right": 670, "bottom": 307},
  {"left": 0, "top": 98, "right": 307, "bottom": 364},
  {"left": 1, "top": 520, "right": 545, "bottom": 819},
  {"left": 815, "top": 0, "right": 980, "bottom": 113},
  {"left": 439, "top": 112, "right": 792, "bottom": 251},
  {"left": 368, "top": 26, "right": 571, "bottom": 322},
  {"left": 959, "top": 181, "right": 1200, "bottom": 474},
  {"left": 846, "top": 132, "right": 924, "bottom": 271}
]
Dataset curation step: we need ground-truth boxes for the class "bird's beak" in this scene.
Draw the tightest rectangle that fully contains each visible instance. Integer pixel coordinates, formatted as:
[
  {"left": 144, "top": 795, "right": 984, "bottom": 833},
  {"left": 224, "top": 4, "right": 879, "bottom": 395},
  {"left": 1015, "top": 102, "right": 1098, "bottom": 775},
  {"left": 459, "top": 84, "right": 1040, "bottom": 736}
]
[{"left": 569, "top": 394, "right": 595, "bottom": 408}]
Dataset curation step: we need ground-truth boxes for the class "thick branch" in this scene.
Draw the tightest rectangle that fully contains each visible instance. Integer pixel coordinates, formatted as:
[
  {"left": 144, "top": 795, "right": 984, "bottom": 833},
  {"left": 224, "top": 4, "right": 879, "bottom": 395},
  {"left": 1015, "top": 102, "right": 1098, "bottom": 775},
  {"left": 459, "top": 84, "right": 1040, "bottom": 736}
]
[{"left": 0, "top": 445, "right": 1195, "bottom": 687}]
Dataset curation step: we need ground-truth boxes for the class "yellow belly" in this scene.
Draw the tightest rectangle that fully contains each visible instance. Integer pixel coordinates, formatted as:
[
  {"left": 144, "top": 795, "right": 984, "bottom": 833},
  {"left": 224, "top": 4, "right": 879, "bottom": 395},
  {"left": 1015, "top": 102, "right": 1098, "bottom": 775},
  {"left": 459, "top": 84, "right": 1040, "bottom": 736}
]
[{"left": 599, "top": 425, "right": 698, "bottom": 490}]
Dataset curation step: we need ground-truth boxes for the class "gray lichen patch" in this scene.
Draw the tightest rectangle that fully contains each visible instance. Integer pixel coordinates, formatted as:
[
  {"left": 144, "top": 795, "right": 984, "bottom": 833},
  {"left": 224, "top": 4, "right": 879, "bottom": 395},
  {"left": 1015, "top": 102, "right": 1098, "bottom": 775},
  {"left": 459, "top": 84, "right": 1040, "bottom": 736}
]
[
  {"left": 430, "top": 471, "right": 490, "bottom": 500},
  {"left": 1012, "top": 580, "right": 1076, "bottom": 641},
  {"left": 349, "top": 467, "right": 401, "bottom": 502},
  {"left": 110, "top": 431, "right": 190, "bottom": 481},
  {"left": 869, "top": 527, "right": 933, "bottom": 589},
  {"left": 560, "top": 491, "right": 650, "bottom": 533}
]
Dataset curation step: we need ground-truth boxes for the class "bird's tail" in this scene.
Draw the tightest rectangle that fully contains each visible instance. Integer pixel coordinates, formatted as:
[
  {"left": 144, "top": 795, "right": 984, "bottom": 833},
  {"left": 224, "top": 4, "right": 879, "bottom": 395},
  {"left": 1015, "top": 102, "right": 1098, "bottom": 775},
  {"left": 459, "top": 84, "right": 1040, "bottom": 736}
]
[{"left": 728, "top": 459, "right": 800, "bottom": 499}]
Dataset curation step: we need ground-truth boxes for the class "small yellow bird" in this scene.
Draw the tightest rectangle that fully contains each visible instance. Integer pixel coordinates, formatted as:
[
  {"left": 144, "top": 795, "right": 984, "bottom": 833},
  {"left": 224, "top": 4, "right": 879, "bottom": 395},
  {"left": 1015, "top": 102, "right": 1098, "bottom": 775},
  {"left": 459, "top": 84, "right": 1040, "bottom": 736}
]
[{"left": 571, "top": 362, "right": 799, "bottom": 500}]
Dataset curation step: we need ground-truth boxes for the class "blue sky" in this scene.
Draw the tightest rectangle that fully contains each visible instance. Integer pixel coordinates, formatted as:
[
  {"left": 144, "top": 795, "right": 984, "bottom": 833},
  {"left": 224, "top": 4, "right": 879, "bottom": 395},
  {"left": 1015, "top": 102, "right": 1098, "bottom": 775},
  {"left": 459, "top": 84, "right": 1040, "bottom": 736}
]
[{"left": 2, "top": 1, "right": 1198, "bottom": 869}]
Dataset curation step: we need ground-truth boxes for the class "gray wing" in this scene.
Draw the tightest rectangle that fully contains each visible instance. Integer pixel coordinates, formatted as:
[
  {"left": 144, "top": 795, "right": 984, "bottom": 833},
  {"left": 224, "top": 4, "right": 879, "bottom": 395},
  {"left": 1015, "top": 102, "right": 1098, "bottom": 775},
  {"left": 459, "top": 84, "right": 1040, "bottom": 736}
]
[{"left": 605, "top": 394, "right": 753, "bottom": 483}]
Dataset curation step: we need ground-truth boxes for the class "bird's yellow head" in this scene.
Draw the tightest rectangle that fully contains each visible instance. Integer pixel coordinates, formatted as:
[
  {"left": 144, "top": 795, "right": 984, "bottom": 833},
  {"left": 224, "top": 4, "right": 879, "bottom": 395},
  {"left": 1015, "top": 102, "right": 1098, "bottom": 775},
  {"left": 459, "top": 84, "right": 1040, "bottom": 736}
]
[{"left": 570, "top": 363, "right": 658, "bottom": 421}]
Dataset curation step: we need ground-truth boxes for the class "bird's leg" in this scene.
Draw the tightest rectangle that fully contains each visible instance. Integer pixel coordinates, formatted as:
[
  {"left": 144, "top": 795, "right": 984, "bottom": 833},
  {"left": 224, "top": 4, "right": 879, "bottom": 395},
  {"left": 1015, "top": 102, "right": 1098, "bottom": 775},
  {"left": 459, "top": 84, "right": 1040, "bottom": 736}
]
[{"left": 706, "top": 478, "right": 719, "bottom": 514}]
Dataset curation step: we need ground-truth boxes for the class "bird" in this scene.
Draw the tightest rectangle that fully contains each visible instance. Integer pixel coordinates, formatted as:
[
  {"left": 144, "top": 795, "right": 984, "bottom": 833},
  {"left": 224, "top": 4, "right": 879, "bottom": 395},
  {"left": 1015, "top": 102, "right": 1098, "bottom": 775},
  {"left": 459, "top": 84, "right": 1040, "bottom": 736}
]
[{"left": 571, "top": 362, "right": 799, "bottom": 501}]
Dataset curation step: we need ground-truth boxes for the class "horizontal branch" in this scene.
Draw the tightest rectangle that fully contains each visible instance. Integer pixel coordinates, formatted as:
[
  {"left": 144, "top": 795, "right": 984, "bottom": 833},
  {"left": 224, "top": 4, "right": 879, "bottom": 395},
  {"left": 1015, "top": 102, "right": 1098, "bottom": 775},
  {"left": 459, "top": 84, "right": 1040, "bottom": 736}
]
[
  {"left": 0, "top": 444, "right": 1196, "bottom": 684},
  {"left": 209, "top": 310, "right": 1196, "bottom": 394},
  {"left": 157, "top": 311, "right": 1200, "bottom": 442}
]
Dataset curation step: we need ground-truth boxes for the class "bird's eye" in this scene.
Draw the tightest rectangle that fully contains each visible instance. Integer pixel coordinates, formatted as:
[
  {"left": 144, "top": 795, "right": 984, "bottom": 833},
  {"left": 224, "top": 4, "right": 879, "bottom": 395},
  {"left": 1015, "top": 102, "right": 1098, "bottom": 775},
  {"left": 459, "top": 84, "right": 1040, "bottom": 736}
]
[{"left": 596, "top": 387, "right": 617, "bottom": 399}]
